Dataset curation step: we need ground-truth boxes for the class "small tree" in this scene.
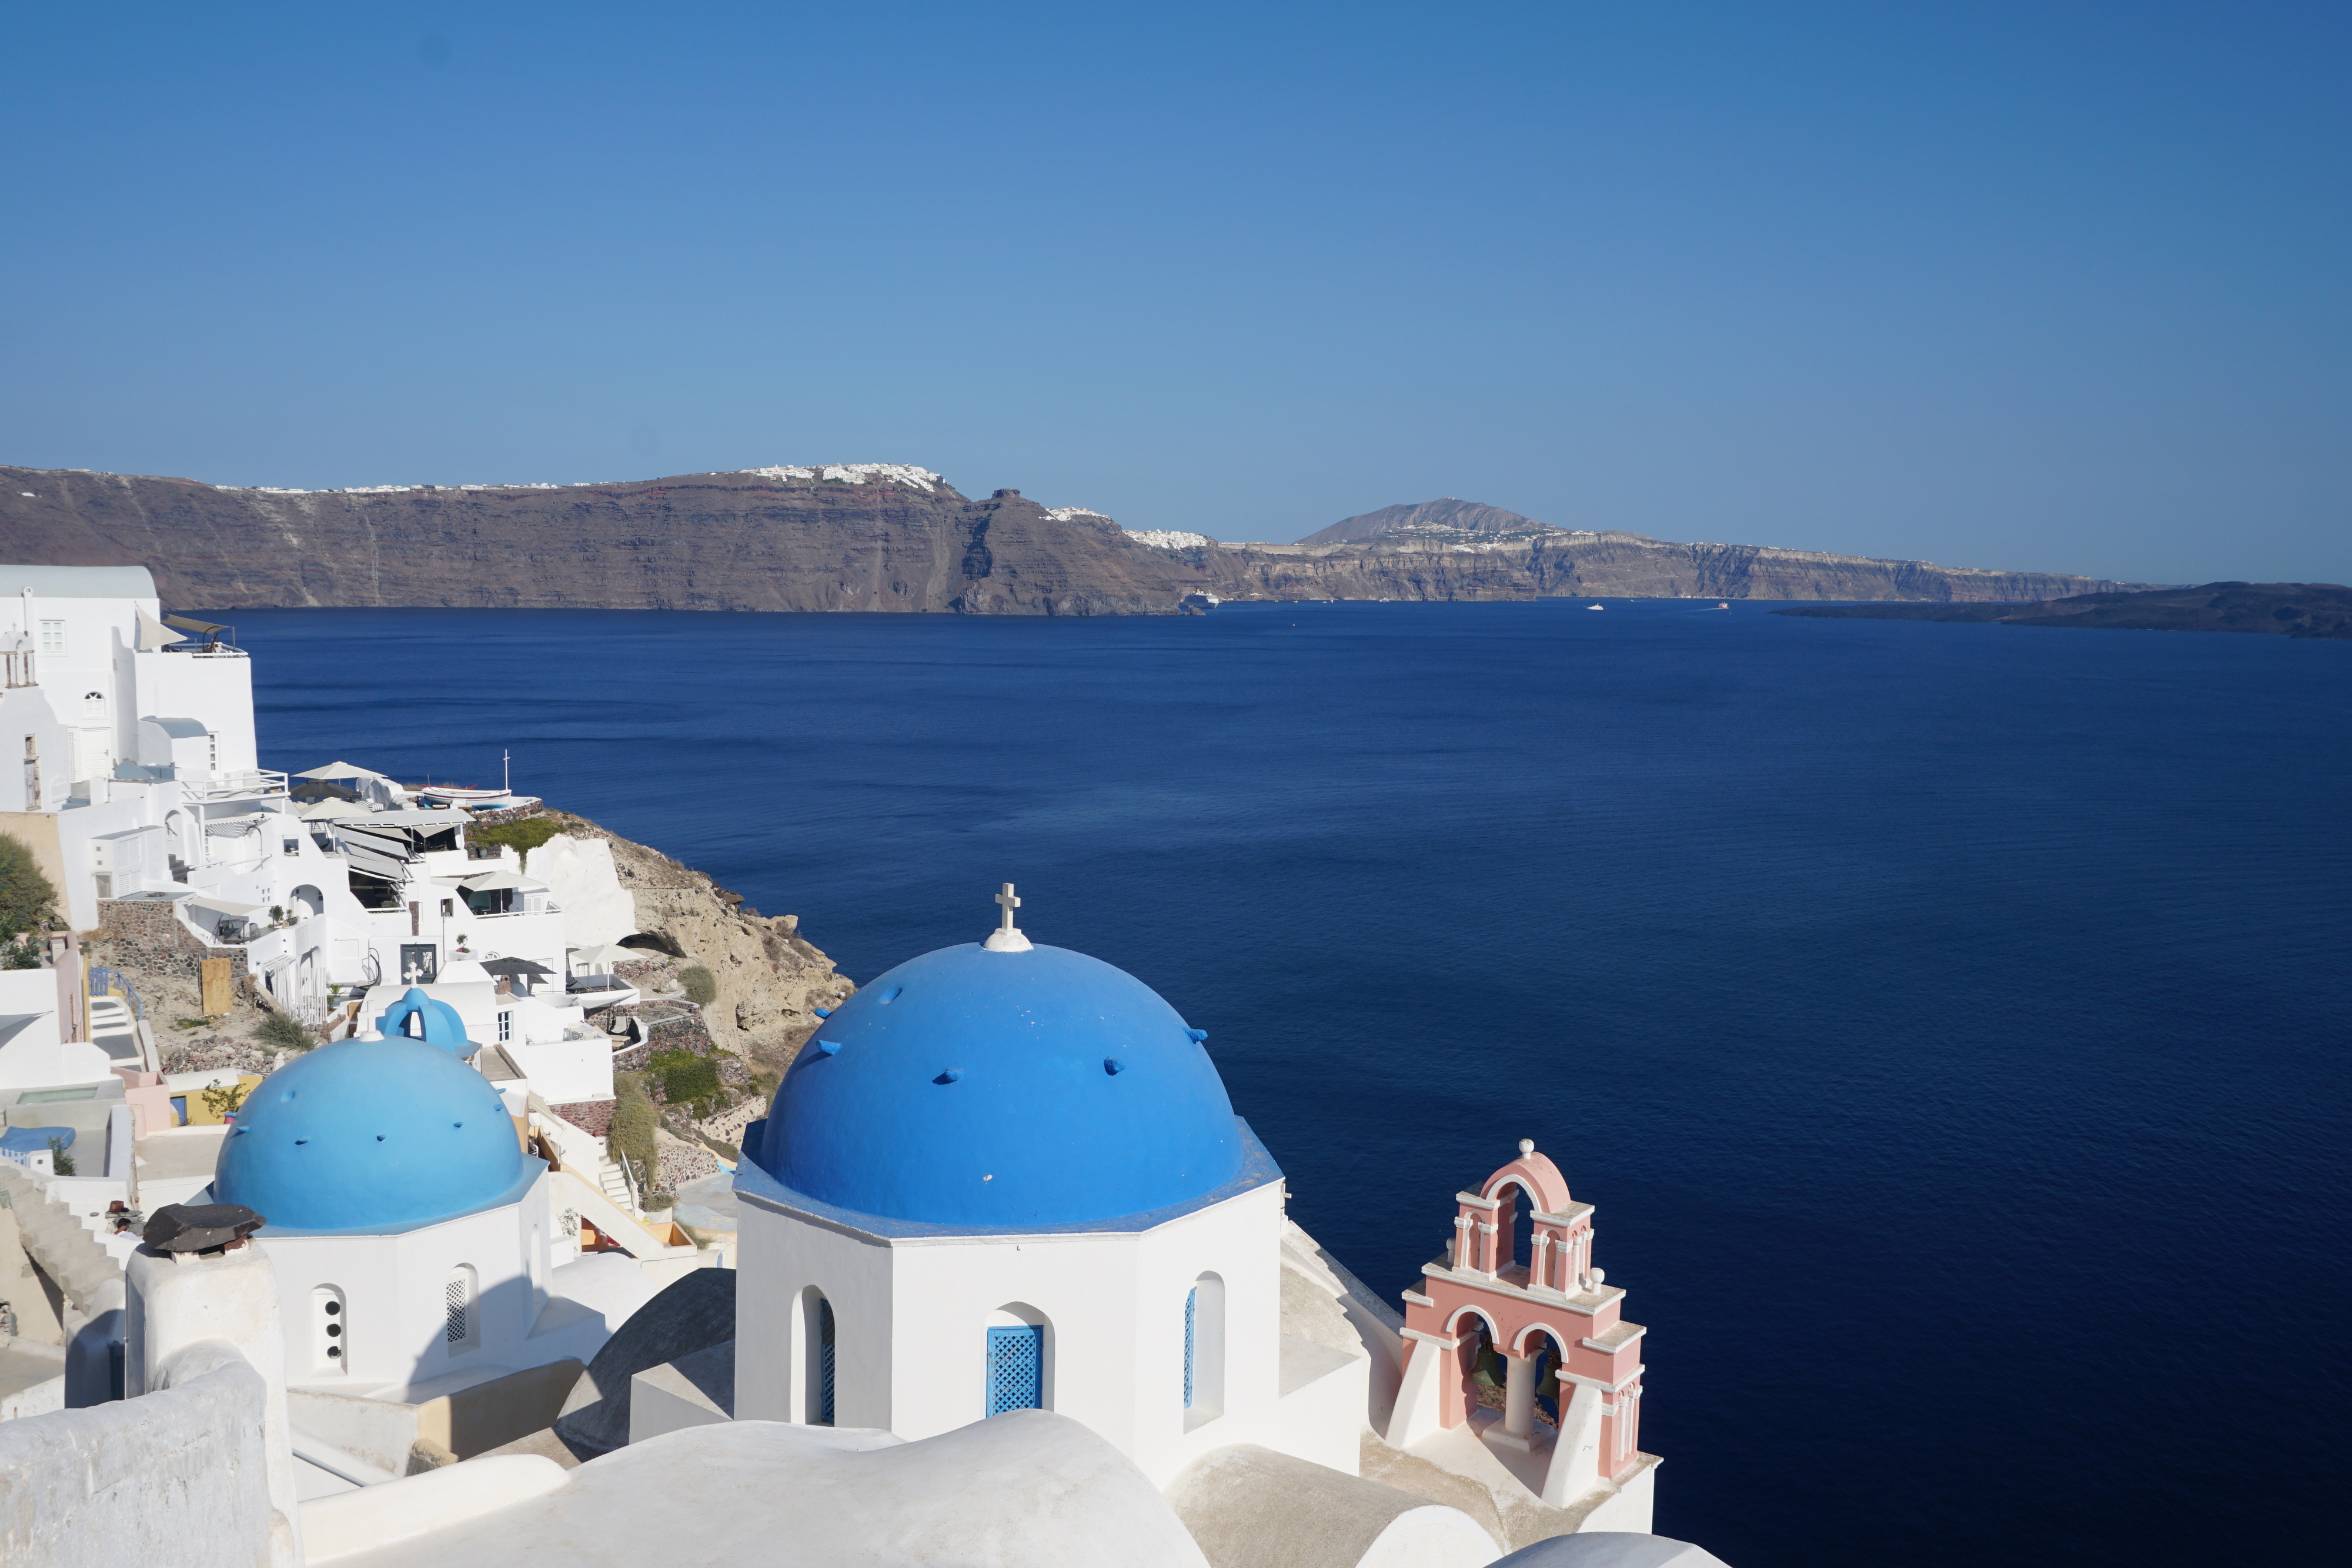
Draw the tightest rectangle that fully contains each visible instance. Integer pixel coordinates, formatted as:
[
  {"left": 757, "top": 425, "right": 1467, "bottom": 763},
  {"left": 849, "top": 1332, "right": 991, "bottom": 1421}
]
[
  {"left": 46, "top": 1136, "right": 75, "bottom": 1176},
  {"left": 0, "top": 833, "right": 56, "bottom": 938},
  {"left": 678, "top": 964, "right": 717, "bottom": 1005},
  {"left": 199, "top": 1079, "right": 251, "bottom": 1121}
]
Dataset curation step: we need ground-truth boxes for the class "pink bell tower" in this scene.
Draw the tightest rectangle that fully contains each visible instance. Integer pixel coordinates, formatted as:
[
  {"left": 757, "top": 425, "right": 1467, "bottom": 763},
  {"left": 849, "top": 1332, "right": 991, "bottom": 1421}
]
[{"left": 1381, "top": 1139, "right": 1656, "bottom": 1524}]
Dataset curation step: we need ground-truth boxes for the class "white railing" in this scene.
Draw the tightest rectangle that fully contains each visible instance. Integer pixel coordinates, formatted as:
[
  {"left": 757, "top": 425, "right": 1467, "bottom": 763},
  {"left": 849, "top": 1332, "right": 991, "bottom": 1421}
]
[{"left": 197, "top": 768, "right": 288, "bottom": 800}]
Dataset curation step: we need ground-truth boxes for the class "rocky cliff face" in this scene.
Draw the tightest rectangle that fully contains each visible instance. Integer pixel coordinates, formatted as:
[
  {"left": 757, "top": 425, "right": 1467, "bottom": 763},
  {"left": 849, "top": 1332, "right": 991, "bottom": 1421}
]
[
  {"left": 1196, "top": 532, "right": 2147, "bottom": 604},
  {"left": 1, "top": 462, "right": 2148, "bottom": 607},
  {"left": 566, "top": 813, "right": 855, "bottom": 1065},
  {"left": 0, "top": 464, "right": 1203, "bottom": 616}
]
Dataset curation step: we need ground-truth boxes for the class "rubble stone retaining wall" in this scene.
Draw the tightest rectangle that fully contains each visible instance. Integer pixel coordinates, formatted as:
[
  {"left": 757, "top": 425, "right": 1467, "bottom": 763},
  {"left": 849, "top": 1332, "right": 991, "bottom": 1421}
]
[{"left": 93, "top": 899, "right": 248, "bottom": 986}]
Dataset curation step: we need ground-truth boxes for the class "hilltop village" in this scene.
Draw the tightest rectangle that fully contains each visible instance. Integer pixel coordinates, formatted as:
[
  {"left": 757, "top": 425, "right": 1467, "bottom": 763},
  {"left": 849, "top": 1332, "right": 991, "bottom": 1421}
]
[{"left": 0, "top": 564, "right": 1725, "bottom": 1568}]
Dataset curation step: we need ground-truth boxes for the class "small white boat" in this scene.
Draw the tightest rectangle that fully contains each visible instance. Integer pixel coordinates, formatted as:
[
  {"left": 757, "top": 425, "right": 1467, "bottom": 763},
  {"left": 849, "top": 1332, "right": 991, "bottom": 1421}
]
[
  {"left": 1586, "top": 603, "right": 1605, "bottom": 611},
  {"left": 1716, "top": 602, "right": 1730, "bottom": 610}
]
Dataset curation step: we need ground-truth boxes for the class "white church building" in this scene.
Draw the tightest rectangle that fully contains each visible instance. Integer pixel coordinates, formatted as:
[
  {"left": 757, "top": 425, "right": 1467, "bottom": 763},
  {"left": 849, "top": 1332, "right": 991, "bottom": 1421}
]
[{"left": 733, "top": 891, "right": 1366, "bottom": 1486}]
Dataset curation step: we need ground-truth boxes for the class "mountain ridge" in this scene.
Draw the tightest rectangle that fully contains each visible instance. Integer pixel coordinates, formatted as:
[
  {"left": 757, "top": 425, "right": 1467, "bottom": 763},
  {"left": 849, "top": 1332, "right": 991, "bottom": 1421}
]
[{"left": 1, "top": 462, "right": 2157, "bottom": 612}]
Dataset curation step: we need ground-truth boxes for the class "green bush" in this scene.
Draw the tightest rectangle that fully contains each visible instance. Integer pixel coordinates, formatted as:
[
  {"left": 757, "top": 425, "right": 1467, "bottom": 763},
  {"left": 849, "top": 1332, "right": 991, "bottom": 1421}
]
[
  {"left": 609, "top": 1071, "right": 658, "bottom": 1183},
  {"left": 465, "top": 815, "right": 565, "bottom": 868},
  {"left": 255, "top": 1010, "right": 315, "bottom": 1052},
  {"left": 0, "top": 834, "right": 56, "bottom": 938},
  {"left": 47, "top": 1136, "right": 75, "bottom": 1177},
  {"left": 648, "top": 1048, "right": 721, "bottom": 1114},
  {"left": 678, "top": 964, "right": 717, "bottom": 1005},
  {"left": 2, "top": 937, "right": 42, "bottom": 969}
]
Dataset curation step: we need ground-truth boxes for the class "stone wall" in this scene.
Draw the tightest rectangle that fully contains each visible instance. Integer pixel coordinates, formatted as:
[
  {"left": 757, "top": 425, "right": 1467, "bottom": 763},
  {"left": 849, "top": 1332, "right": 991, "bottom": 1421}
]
[
  {"left": 549, "top": 1101, "right": 614, "bottom": 1139},
  {"left": 92, "top": 899, "right": 248, "bottom": 985}
]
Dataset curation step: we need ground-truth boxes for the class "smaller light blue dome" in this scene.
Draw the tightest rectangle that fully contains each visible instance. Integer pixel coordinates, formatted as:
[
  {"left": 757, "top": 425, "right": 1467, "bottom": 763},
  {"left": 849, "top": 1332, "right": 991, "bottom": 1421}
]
[
  {"left": 373, "top": 988, "right": 473, "bottom": 1056},
  {"left": 755, "top": 942, "right": 1244, "bottom": 1226},
  {"left": 213, "top": 1034, "right": 527, "bottom": 1233}
]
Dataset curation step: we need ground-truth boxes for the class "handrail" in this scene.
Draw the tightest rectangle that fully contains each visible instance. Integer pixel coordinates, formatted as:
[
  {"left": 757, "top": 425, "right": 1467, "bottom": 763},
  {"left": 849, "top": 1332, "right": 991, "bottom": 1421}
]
[{"left": 88, "top": 965, "right": 144, "bottom": 1021}]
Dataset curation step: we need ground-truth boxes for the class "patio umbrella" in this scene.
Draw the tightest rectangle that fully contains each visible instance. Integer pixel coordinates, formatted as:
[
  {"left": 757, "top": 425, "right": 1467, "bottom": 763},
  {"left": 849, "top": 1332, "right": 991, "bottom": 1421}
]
[
  {"left": 298, "top": 798, "right": 373, "bottom": 821},
  {"left": 294, "top": 760, "right": 387, "bottom": 781},
  {"left": 567, "top": 942, "right": 640, "bottom": 968},
  {"left": 460, "top": 868, "right": 534, "bottom": 891},
  {"left": 480, "top": 957, "right": 554, "bottom": 978}
]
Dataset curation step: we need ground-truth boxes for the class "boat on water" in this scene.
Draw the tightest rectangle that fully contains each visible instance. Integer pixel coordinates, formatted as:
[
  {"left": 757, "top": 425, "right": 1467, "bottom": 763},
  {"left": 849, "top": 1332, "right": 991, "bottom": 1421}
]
[
  {"left": 1716, "top": 602, "right": 1730, "bottom": 610},
  {"left": 1586, "top": 603, "right": 1605, "bottom": 610},
  {"left": 417, "top": 784, "right": 543, "bottom": 811}
]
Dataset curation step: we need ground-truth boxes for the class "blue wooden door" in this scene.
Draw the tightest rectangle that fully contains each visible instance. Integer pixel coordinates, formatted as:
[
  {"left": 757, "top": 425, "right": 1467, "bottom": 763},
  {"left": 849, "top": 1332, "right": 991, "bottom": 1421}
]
[{"left": 986, "top": 1325, "right": 1044, "bottom": 1416}]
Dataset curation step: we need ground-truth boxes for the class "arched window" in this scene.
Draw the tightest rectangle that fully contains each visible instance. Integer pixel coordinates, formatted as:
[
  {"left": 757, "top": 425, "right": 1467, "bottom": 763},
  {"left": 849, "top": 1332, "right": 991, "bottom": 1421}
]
[
  {"left": 444, "top": 1265, "right": 479, "bottom": 1352},
  {"left": 984, "top": 1304, "right": 1050, "bottom": 1417},
  {"left": 1184, "top": 1273, "right": 1225, "bottom": 1426},
  {"left": 82, "top": 691, "right": 105, "bottom": 723},
  {"left": 312, "top": 1285, "right": 347, "bottom": 1375},
  {"left": 799, "top": 1288, "right": 836, "bottom": 1425}
]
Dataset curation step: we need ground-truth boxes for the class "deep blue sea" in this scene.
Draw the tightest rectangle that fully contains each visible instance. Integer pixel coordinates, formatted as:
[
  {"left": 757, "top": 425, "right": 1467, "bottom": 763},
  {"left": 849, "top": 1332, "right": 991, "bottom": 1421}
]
[{"left": 231, "top": 600, "right": 2349, "bottom": 1568}]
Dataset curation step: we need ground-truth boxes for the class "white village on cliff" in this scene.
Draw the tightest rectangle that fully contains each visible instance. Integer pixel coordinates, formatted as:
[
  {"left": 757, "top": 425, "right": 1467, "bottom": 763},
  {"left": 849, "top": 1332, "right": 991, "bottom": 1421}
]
[{"left": 0, "top": 563, "right": 1728, "bottom": 1566}]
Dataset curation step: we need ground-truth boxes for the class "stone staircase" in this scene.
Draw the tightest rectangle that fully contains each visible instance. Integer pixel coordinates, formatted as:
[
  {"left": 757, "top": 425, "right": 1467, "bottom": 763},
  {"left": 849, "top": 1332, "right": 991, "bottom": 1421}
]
[
  {"left": 599, "top": 1155, "right": 637, "bottom": 1215},
  {"left": 0, "top": 1164, "right": 123, "bottom": 1315},
  {"left": 85, "top": 994, "right": 147, "bottom": 1068}
]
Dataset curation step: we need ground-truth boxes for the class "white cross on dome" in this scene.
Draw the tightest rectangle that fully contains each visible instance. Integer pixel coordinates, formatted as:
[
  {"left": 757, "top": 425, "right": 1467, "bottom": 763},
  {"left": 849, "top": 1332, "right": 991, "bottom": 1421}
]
[{"left": 984, "top": 881, "right": 1033, "bottom": 952}]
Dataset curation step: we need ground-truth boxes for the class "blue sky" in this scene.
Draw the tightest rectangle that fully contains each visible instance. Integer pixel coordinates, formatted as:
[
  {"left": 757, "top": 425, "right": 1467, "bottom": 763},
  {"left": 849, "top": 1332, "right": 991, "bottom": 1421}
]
[{"left": 4, "top": 2, "right": 2345, "bottom": 582}]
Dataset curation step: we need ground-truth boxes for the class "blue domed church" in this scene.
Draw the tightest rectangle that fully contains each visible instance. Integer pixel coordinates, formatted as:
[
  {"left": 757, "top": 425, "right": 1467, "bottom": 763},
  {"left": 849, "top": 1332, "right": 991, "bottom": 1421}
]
[
  {"left": 733, "top": 888, "right": 1373, "bottom": 1487},
  {"left": 209, "top": 988, "right": 604, "bottom": 1396}
]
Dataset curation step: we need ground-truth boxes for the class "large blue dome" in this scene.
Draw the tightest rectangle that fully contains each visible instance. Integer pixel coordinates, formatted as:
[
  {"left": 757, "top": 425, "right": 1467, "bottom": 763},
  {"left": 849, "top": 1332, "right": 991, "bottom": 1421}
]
[
  {"left": 213, "top": 1034, "right": 529, "bottom": 1233},
  {"left": 755, "top": 943, "right": 1242, "bottom": 1226}
]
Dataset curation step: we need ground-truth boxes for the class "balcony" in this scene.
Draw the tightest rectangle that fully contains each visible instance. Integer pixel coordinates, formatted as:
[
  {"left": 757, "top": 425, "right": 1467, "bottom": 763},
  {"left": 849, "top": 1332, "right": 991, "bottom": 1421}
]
[{"left": 193, "top": 769, "right": 289, "bottom": 801}]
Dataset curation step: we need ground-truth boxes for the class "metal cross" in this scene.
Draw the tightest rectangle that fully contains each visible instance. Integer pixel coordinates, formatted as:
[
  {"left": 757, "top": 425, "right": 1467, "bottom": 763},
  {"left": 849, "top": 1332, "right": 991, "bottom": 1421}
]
[{"left": 995, "top": 882, "right": 1021, "bottom": 931}]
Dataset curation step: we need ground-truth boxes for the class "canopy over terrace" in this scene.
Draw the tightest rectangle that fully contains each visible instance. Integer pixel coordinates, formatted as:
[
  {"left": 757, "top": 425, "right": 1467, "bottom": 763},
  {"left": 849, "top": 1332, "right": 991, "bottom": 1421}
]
[{"left": 293, "top": 760, "right": 389, "bottom": 781}]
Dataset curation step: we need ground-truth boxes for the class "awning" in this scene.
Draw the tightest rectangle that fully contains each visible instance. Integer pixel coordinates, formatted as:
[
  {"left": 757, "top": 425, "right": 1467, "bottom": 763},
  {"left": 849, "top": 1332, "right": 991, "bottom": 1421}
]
[
  {"left": 335, "top": 827, "right": 412, "bottom": 880},
  {"left": 294, "top": 760, "right": 388, "bottom": 781},
  {"left": 135, "top": 610, "right": 185, "bottom": 651},
  {"left": 480, "top": 957, "right": 554, "bottom": 978},
  {"left": 460, "top": 869, "right": 534, "bottom": 891},
  {"left": 163, "top": 614, "right": 230, "bottom": 636}
]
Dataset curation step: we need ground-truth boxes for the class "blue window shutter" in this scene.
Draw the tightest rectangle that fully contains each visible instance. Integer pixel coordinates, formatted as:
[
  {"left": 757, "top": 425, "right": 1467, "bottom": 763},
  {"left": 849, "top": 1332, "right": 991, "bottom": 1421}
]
[
  {"left": 818, "top": 1299, "right": 837, "bottom": 1426},
  {"left": 1184, "top": 1288, "right": 1197, "bottom": 1408},
  {"left": 987, "top": 1325, "right": 1044, "bottom": 1416}
]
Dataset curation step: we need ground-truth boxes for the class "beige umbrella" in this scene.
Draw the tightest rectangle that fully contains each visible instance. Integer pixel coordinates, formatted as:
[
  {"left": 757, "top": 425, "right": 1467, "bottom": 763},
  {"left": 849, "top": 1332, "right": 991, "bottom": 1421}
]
[
  {"left": 293, "top": 760, "right": 387, "bottom": 781},
  {"left": 460, "top": 868, "right": 534, "bottom": 891},
  {"left": 568, "top": 942, "right": 641, "bottom": 968},
  {"left": 298, "top": 798, "right": 373, "bottom": 821}
]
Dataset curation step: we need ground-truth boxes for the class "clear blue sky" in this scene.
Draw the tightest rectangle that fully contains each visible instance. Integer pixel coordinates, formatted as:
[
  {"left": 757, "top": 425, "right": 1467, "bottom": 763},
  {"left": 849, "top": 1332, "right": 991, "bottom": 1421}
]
[{"left": 4, "top": 2, "right": 2346, "bottom": 582}]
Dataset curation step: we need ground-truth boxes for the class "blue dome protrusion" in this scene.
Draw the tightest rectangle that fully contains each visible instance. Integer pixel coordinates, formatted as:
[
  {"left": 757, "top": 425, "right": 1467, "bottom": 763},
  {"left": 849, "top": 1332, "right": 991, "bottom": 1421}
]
[
  {"left": 373, "top": 987, "right": 475, "bottom": 1057},
  {"left": 757, "top": 942, "right": 1241, "bottom": 1226},
  {"left": 213, "top": 1034, "right": 527, "bottom": 1233}
]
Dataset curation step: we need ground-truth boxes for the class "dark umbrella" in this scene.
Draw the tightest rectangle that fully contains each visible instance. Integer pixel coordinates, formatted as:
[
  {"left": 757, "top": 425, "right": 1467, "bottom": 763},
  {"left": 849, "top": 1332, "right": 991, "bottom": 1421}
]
[
  {"left": 290, "top": 779, "right": 363, "bottom": 803},
  {"left": 480, "top": 957, "right": 555, "bottom": 978}
]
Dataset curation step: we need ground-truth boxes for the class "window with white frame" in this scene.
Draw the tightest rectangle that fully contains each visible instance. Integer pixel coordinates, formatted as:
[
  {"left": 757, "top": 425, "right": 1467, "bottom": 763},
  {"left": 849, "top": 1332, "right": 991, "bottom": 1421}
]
[{"left": 38, "top": 621, "right": 64, "bottom": 656}]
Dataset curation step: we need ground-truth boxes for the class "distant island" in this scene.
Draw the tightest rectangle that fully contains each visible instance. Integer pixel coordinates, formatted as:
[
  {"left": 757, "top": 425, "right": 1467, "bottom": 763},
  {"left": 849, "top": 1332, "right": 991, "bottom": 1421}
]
[
  {"left": 1773, "top": 581, "right": 2352, "bottom": 639},
  {"left": 1, "top": 463, "right": 2150, "bottom": 614}
]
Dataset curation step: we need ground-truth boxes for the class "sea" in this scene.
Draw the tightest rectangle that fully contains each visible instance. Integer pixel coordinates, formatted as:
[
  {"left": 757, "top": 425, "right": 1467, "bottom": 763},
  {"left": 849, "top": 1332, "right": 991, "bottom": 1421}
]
[{"left": 233, "top": 599, "right": 2350, "bottom": 1568}]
